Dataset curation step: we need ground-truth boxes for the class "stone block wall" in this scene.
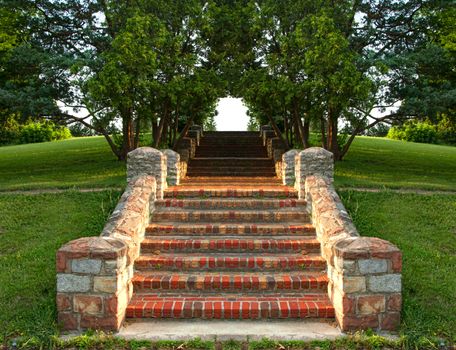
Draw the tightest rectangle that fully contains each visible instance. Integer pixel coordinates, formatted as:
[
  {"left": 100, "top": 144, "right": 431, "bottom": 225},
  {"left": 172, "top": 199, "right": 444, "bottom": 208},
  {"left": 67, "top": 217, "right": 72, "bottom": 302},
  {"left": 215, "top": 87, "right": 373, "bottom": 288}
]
[
  {"left": 163, "top": 149, "right": 180, "bottom": 186},
  {"left": 296, "top": 148, "right": 402, "bottom": 331},
  {"left": 56, "top": 176, "right": 156, "bottom": 331},
  {"left": 177, "top": 149, "right": 189, "bottom": 178},
  {"left": 127, "top": 147, "right": 167, "bottom": 199},
  {"left": 187, "top": 130, "right": 200, "bottom": 146},
  {"left": 282, "top": 150, "right": 299, "bottom": 186},
  {"left": 178, "top": 137, "right": 196, "bottom": 159}
]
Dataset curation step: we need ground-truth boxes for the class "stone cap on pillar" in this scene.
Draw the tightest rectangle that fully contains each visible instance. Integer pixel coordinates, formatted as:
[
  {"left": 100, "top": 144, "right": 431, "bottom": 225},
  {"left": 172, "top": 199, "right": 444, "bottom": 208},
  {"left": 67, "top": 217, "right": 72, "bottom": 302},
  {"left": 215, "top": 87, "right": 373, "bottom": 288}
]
[
  {"left": 57, "top": 237, "right": 127, "bottom": 273},
  {"left": 296, "top": 147, "right": 334, "bottom": 181}
]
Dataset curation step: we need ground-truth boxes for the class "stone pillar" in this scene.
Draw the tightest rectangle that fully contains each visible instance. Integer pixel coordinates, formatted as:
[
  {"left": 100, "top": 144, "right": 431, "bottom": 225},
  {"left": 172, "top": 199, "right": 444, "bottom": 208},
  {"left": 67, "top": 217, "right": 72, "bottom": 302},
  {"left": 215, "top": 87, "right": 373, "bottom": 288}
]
[
  {"left": 127, "top": 147, "right": 167, "bottom": 199},
  {"left": 273, "top": 148, "right": 285, "bottom": 178},
  {"left": 295, "top": 147, "right": 334, "bottom": 199},
  {"left": 178, "top": 138, "right": 196, "bottom": 159},
  {"left": 56, "top": 237, "right": 130, "bottom": 331},
  {"left": 262, "top": 130, "right": 276, "bottom": 147},
  {"left": 190, "top": 124, "right": 203, "bottom": 137},
  {"left": 282, "top": 150, "right": 299, "bottom": 186},
  {"left": 187, "top": 130, "right": 200, "bottom": 146},
  {"left": 260, "top": 125, "right": 273, "bottom": 138},
  {"left": 330, "top": 237, "right": 402, "bottom": 331},
  {"left": 177, "top": 149, "right": 189, "bottom": 178},
  {"left": 163, "top": 149, "right": 180, "bottom": 186}
]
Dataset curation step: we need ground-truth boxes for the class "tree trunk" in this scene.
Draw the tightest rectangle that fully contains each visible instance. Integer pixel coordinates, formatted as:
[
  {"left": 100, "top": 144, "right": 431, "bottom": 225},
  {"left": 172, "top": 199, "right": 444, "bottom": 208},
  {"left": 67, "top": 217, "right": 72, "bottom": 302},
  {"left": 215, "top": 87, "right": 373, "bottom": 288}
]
[
  {"left": 133, "top": 116, "right": 141, "bottom": 149},
  {"left": 327, "top": 106, "right": 341, "bottom": 161},
  {"left": 303, "top": 117, "right": 310, "bottom": 149},
  {"left": 292, "top": 106, "right": 305, "bottom": 148},
  {"left": 320, "top": 115, "right": 327, "bottom": 149},
  {"left": 173, "top": 114, "right": 195, "bottom": 149},
  {"left": 267, "top": 114, "right": 289, "bottom": 149},
  {"left": 153, "top": 101, "right": 170, "bottom": 148}
]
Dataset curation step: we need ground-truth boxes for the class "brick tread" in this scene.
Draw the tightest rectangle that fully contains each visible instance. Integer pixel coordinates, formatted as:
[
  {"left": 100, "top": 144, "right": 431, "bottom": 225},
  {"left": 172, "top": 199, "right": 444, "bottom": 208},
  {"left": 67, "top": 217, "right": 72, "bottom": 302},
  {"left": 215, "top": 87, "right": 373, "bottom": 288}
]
[
  {"left": 155, "top": 199, "right": 306, "bottom": 209},
  {"left": 146, "top": 223, "right": 316, "bottom": 235},
  {"left": 132, "top": 272, "right": 328, "bottom": 292},
  {"left": 126, "top": 294, "right": 335, "bottom": 319},
  {"left": 151, "top": 209, "right": 309, "bottom": 223},
  {"left": 141, "top": 237, "right": 320, "bottom": 253},
  {"left": 135, "top": 253, "right": 326, "bottom": 271},
  {"left": 164, "top": 188, "right": 297, "bottom": 198}
]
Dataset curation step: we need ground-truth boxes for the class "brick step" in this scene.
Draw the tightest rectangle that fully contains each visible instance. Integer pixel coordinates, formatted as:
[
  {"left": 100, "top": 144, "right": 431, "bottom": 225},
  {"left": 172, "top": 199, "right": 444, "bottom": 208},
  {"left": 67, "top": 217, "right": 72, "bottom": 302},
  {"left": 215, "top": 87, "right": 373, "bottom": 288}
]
[
  {"left": 155, "top": 199, "right": 306, "bottom": 209},
  {"left": 146, "top": 223, "right": 315, "bottom": 235},
  {"left": 196, "top": 145, "right": 265, "bottom": 149},
  {"left": 187, "top": 167, "right": 276, "bottom": 177},
  {"left": 132, "top": 272, "right": 328, "bottom": 293},
  {"left": 141, "top": 237, "right": 320, "bottom": 253},
  {"left": 134, "top": 253, "right": 326, "bottom": 271},
  {"left": 150, "top": 209, "right": 308, "bottom": 223},
  {"left": 190, "top": 158, "right": 273, "bottom": 164},
  {"left": 126, "top": 294, "right": 335, "bottom": 319},
  {"left": 195, "top": 153, "right": 269, "bottom": 158},
  {"left": 188, "top": 167, "right": 275, "bottom": 172},
  {"left": 164, "top": 187, "right": 297, "bottom": 198},
  {"left": 180, "top": 177, "right": 282, "bottom": 186}
]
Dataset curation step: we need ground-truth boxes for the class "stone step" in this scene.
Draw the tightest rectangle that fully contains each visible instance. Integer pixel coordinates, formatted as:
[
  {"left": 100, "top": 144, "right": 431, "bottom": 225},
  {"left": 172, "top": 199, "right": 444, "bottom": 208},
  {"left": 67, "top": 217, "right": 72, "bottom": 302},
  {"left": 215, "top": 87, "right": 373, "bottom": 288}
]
[
  {"left": 134, "top": 253, "right": 326, "bottom": 271},
  {"left": 164, "top": 187, "right": 297, "bottom": 198},
  {"left": 132, "top": 272, "right": 328, "bottom": 293},
  {"left": 146, "top": 223, "right": 315, "bottom": 236},
  {"left": 141, "top": 237, "right": 320, "bottom": 253},
  {"left": 126, "top": 294, "right": 335, "bottom": 319},
  {"left": 150, "top": 209, "right": 309, "bottom": 223},
  {"left": 155, "top": 199, "right": 306, "bottom": 210}
]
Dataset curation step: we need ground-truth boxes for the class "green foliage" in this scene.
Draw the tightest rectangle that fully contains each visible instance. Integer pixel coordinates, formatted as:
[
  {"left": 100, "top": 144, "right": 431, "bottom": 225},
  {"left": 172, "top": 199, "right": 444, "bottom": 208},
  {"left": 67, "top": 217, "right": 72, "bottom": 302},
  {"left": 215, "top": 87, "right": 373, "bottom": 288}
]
[
  {"left": 68, "top": 123, "right": 96, "bottom": 137},
  {"left": 18, "top": 121, "right": 71, "bottom": 145},
  {"left": 0, "top": 119, "right": 72, "bottom": 146},
  {"left": 387, "top": 121, "right": 438, "bottom": 144}
]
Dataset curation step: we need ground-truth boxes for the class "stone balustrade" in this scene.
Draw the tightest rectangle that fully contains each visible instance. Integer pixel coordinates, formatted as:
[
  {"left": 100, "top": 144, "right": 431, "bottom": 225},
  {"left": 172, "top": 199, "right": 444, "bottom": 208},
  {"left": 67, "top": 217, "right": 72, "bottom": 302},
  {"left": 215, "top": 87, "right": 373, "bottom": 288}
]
[
  {"left": 295, "top": 147, "right": 402, "bottom": 331},
  {"left": 56, "top": 175, "right": 156, "bottom": 331}
]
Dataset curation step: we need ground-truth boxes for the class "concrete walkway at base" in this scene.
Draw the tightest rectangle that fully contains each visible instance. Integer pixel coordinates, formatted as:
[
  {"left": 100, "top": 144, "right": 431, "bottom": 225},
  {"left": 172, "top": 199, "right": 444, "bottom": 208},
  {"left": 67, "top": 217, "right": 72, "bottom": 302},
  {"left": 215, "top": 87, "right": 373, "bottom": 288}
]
[{"left": 118, "top": 320, "right": 343, "bottom": 341}]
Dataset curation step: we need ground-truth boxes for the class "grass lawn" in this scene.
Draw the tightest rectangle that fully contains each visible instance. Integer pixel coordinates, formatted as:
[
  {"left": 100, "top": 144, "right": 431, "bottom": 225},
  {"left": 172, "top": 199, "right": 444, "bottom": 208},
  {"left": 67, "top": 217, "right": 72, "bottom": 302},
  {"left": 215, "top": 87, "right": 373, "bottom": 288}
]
[
  {"left": 0, "top": 137, "right": 125, "bottom": 191},
  {"left": 0, "top": 135, "right": 455, "bottom": 192},
  {"left": 0, "top": 136, "right": 455, "bottom": 348},
  {"left": 335, "top": 137, "right": 456, "bottom": 191},
  {"left": 339, "top": 191, "right": 456, "bottom": 343},
  {"left": 0, "top": 191, "right": 121, "bottom": 344}
]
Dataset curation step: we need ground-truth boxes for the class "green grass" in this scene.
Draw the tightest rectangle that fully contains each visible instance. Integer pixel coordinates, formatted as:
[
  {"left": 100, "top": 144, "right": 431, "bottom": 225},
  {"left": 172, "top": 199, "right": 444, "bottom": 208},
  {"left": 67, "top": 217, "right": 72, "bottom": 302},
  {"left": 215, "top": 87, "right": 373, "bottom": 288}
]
[
  {"left": 0, "top": 191, "right": 121, "bottom": 344},
  {"left": 0, "top": 136, "right": 455, "bottom": 348},
  {"left": 339, "top": 190, "right": 456, "bottom": 343},
  {"left": 0, "top": 135, "right": 455, "bottom": 192},
  {"left": 0, "top": 137, "right": 125, "bottom": 191},
  {"left": 335, "top": 137, "right": 456, "bottom": 191}
]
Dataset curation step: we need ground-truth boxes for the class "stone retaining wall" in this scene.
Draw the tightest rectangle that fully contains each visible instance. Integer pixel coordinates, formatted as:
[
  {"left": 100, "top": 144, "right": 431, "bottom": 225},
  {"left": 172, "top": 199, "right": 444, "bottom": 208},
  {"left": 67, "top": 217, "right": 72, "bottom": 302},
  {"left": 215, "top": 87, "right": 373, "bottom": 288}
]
[
  {"left": 56, "top": 176, "right": 156, "bottom": 331},
  {"left": 295, "top": 147, "right": 402, "bottom": 331}
]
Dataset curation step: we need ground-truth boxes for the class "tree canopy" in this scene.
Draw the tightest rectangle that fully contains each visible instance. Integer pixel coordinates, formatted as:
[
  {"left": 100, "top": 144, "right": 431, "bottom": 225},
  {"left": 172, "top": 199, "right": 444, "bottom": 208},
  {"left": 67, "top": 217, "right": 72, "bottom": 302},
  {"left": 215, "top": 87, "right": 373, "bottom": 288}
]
[{"left": 1, "top": 0, "right": 454, "bottom": 160}]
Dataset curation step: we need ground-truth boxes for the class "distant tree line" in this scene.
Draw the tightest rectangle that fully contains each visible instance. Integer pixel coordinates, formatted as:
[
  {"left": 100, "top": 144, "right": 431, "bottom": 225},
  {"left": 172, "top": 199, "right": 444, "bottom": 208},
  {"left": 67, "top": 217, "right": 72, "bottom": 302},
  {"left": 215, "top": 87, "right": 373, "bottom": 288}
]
[{"left": 1, "top": 0, "right": 454, "bottom": 159}]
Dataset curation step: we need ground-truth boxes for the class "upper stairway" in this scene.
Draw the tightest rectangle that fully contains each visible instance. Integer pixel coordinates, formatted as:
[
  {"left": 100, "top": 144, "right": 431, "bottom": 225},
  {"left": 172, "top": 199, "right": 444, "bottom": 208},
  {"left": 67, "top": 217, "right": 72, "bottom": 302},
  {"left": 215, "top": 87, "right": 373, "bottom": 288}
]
[
  {"left": 187, "top": 131, "right": 275, "bottom": 177},
  {"left": 125, "top": 131, "right": 334, "bottom": 321}
]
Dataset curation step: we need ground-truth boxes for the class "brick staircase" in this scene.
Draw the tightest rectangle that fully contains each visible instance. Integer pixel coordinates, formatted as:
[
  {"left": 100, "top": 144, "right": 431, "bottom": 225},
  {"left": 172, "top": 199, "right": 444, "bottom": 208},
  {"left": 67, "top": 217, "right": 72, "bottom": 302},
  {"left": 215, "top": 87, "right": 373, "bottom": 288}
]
[{"left": 126, "top": 131, "right": 335, "bottom": 320}]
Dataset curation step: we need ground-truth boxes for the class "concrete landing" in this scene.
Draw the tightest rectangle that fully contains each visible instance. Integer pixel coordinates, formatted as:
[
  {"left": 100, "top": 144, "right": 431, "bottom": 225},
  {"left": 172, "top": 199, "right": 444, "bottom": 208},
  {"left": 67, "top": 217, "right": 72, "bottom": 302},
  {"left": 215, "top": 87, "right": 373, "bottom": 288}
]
[{"left": 118, "top": 320, "right": 342, "bottom": 341}]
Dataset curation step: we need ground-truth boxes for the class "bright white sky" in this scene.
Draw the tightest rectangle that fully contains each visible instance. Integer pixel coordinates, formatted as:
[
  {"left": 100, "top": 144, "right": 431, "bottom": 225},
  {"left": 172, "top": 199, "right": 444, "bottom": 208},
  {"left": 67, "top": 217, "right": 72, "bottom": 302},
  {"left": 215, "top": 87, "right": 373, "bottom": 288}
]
[{"left": 215, "top": 97, "right": 249, "bottom": 131}]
